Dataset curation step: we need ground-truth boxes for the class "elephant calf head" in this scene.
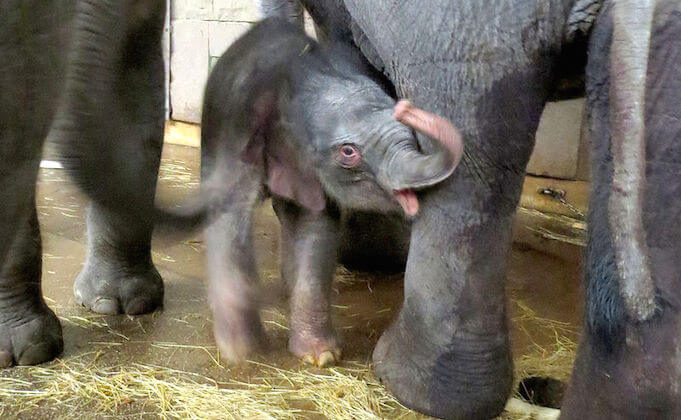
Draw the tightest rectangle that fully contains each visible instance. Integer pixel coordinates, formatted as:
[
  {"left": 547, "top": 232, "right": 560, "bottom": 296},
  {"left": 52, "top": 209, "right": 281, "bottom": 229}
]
[{"left": 202, "top": 18, "right": 462, "bottom": 216}]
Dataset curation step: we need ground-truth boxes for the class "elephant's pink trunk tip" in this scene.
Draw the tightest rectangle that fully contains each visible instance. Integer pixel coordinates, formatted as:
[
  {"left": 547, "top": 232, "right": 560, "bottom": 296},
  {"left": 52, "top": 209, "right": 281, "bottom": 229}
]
[
  {"left": 390, "top": 100, "right": 463, "bottom": 216},
  {"left": 393, "top": 100, "right": 464, "bottom": 170}
]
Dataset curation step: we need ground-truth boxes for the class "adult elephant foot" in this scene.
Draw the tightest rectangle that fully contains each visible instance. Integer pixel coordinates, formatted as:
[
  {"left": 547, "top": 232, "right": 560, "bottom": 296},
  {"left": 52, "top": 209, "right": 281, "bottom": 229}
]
[
  {"left": 74, "top": 203, "right": 163, "bottom": 315},
  {"left": 0, "top": 203, "right": 64, "bottom": 367},
  {"left": 373, "top": 312, "right": 512, "bottom": 420},
  {"left": 1, "top": 206, "right": 63, "bottom": 366},
  {"left": 74, "top": 260, "right": 163, "bottom": 315},
  {"left": 561, "top": 315, "right": 681, "bottom": 418},
  {"left": 0, "top": 307, "right": 63, "bottom": 367}
]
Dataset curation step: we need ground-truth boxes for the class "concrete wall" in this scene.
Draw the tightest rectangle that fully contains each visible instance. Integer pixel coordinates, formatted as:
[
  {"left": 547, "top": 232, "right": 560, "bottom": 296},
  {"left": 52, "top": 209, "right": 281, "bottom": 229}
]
[
  {"left": 528, "top": 98, "right": 590, "bottom": 181},
  {"left": 169, "top": 1, "right": 255, "bottom": 123},
  {"left": 168, "top": 0, "right": 315, "bottom": 123}
]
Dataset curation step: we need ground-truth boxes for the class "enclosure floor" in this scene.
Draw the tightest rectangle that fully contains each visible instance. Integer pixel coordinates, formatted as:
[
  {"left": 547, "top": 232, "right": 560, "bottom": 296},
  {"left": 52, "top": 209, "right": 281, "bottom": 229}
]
[{"left": 1, "top": 144, "right": 583, "bottom": 419}]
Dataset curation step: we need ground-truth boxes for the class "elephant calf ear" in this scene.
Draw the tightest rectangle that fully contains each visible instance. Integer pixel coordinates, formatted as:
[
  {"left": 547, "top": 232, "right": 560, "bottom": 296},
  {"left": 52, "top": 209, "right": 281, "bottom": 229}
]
[
  {"left": 266, "top": 155, "right": 326, "bottom": 212},
  {"left": 241, "top": 91, "right": 326, "bottom": 212}
]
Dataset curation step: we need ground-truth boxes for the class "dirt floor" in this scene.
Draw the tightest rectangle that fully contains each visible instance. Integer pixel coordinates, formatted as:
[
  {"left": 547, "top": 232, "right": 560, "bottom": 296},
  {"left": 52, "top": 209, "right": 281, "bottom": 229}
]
[{"left": 0, "top": 144, "right": 583, "bottom": 419}]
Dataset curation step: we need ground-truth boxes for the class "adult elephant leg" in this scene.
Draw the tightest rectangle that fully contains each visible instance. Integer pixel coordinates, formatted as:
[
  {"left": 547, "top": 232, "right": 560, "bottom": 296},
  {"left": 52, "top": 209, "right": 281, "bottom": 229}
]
[
  {"left": 0, "top": 0, "right": 70, "bottom": 366},
  {"left": 73, "top": 51, "right": 164, "bottom": 315},
  {"left": 562, "top": 1, "right": 681, "bottom": 417},
  {"left": 272, "top": 198, "right": 341, "bottom": 367},
  {"left": 338, "top": 4, "right": 567, "bottom": 418},
  {"left": 372, "top": 165, "right": 525, "bottom": 419},
  {"left": 0, "top": 185, "right": 62, "bottom": 367},
  {"left": 68, "top": 1, "right": 167, "bottom": 316}
]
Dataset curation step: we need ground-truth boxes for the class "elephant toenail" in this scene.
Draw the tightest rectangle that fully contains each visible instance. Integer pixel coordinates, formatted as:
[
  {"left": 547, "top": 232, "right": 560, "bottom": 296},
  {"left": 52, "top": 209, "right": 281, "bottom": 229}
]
[
  {"left": 317, "top": 351, "right": 336, "bottom": 367},
  {"left": 73, "top": 289, "right": 85, "bottom": 306},
  {"left": 91, "top": 298, "right": 120, "bottom": 315},
  {"left": 124, "top": 298, "right": 153, "bottom": 315},
  {"left": 0, "top": 350, "right": 12, "bottom": 368},
  {"left": 17, "top": 342, "right": 53, "bottom": 366}
]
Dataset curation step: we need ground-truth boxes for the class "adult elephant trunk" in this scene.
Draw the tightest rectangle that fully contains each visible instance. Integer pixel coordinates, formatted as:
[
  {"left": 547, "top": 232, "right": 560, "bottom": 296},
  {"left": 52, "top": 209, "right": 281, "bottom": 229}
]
[
  {"left": 49, "top": 0, "right": 203, "bottom": 230},
  {"left": 379, "top": 100, "right": 463, "bottom": 192},
  {"left": 608, "top": 0, "right": 656, "bottom": 321}
]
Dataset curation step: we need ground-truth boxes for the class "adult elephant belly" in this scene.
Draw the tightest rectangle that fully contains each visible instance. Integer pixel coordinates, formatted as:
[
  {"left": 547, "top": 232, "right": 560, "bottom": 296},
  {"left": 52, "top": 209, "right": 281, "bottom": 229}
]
[{"left": 337, "top": 1, "right": 576, "bottom": 418}]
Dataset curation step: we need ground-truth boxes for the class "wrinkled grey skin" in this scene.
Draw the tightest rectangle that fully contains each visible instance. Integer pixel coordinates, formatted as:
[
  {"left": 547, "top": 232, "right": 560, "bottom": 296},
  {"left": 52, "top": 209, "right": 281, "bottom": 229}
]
[
  {"left": 261, "top": 0, "right": 681, "bottom": 419},
  {"left": 200, "top": 19, "right": 460, "bottom": 367},
  {"left": 561, "top": 1, "right": 681, "bottom": 418},
  {"left": 0, "top": 0, "right": 172, "bottom": 367}
]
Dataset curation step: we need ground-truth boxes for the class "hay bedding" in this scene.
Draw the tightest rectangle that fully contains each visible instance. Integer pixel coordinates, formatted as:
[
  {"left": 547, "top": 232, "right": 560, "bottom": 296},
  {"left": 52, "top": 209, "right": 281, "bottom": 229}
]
[
  {"left": 0, "top": 356, "right": 413, "bottom": 419},
  {"left": 0, "top": 295, "right": 574, "bottom": 419},
  {"left": 0, "top": 292, "right": 426, "bottom": 419},
  {"left": 512, "top": 300, "right": 578, "bottom": 383}
]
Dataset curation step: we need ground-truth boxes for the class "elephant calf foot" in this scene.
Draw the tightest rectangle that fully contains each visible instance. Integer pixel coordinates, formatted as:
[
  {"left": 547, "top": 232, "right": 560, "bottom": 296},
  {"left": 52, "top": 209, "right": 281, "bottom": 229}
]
[
  {"left": 287, "top": 284, "right": 341, "bottom": 367},
  {"left": 74, "top": 259, "right": 163, "bottom": 315},
  {"left": 372, "top": 316, "right": 512, "bottom": 420},
  {"left": 213, "top": 307, "right": 267, "bottom": 364},
  {"left": 289, "top": 322, "right": 340, "bottom": 367},
  {"left": 0, "top": 305, "right": 63, "bottom": 367}
]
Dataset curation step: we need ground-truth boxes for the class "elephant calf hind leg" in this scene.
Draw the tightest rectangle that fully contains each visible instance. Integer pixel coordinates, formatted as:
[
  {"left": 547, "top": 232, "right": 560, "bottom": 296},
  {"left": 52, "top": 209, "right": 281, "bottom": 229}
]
[
  {"left": 206, "top": 177, "right": 268, "bottom": 364},
  {"left": 0, "top": 206, "right": 63, "bottom": 366},
  {"left": 273, "top": 199, "right": 341, "bottom": 367},
  {"left": 74, "top": 203, "right": 163, "bottom": 315}
]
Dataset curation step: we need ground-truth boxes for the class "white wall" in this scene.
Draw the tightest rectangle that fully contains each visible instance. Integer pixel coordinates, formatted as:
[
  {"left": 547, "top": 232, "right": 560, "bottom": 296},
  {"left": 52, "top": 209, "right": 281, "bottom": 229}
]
[{"left": 168, "top": 0, "right": 314, "bottom": 123}]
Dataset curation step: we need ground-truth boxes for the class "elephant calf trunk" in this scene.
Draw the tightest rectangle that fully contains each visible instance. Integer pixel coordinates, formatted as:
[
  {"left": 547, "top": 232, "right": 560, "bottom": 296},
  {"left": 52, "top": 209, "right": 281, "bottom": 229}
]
[
  {"left": 376, "top": 101, "right": 463, "bottom": 216},
  {"left": 393, "top": 100, "right": 464, "bottom": 173},
  {"left": 381, "top": 101, "right": 463, "bottom": 195}
]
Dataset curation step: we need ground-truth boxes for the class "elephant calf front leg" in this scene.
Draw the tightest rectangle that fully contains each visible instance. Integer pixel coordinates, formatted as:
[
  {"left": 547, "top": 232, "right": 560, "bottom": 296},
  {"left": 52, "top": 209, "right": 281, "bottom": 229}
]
[{"left": 273, "top": 198, "right": 341, "bottom": 367}]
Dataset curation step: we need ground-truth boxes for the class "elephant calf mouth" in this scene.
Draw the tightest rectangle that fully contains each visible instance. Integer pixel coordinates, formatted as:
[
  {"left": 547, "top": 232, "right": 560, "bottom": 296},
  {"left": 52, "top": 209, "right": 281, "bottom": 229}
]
[{"left": 394, "top": 189, "right": 419, "bottom": 216}]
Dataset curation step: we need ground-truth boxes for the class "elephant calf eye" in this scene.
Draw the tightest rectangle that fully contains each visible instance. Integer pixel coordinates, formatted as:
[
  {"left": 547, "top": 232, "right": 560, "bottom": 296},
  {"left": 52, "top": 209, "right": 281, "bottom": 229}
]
[{"left": 337, "top": 144, "right": 361, "bottom": 168}]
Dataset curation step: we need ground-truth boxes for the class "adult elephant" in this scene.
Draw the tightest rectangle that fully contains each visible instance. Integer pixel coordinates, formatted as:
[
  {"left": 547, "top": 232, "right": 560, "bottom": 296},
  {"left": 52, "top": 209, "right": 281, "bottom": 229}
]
[
  {"left": 259, "top": 0, "right": 681, "bottom": 418},
  {"left": 0, "top": 0, "right": 194, "bottom": 367}
]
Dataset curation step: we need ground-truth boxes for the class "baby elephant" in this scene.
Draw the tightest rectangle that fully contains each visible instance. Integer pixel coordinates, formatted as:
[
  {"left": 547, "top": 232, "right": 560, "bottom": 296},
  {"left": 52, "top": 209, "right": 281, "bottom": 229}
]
[{"left": 200, "top": 18, "right": 462, "bottom": 366}]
